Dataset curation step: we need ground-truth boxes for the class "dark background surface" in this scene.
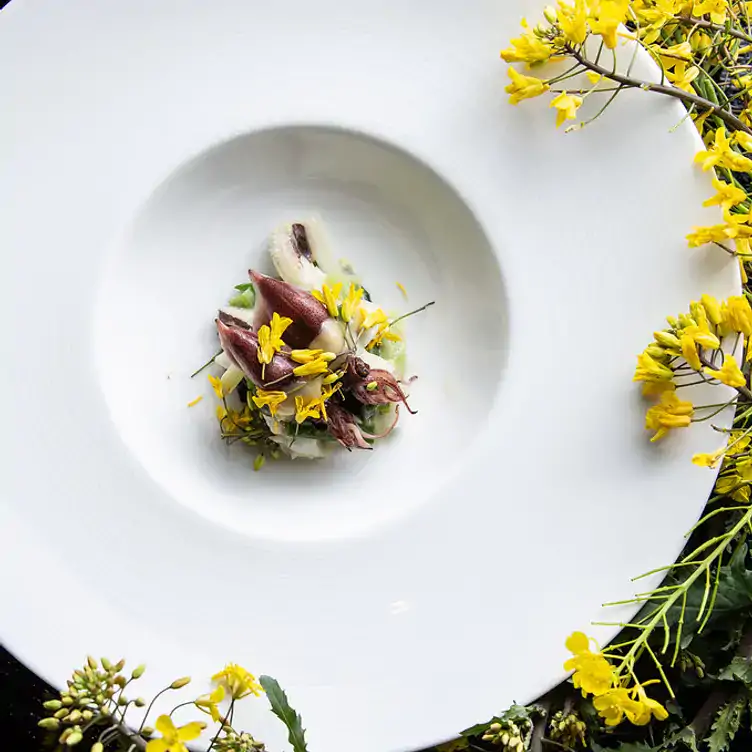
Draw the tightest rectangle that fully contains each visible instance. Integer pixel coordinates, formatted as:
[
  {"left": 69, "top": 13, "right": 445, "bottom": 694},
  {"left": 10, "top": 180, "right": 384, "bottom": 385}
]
[{"left": 1, "top": 4, "right": 59, "bottom": 750}]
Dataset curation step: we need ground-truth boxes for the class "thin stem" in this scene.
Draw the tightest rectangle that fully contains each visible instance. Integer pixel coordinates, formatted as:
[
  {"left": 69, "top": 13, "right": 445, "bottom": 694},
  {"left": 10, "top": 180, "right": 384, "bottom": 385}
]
[
  {"left": 676, "top": 15, "right": 752, "bottom": 45},
  {"left": 191, "top": 350, "right": 222, "bottom": 378},
  {"left": 387, "top": 301, "right": 436, "bottom": 329},
  {"left": 564, "top": 44, "right": 752, "bottom": 135}
]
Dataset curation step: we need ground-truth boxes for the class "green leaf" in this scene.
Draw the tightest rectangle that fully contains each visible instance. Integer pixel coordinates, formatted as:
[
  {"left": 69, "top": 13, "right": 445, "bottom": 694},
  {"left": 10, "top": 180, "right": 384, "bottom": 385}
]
[
  {"left": 718, "top": 655, "right": 752, "bottom": 683},
  {"left": 234, "top": 283, "right": 254, "bottom": 291},
  {"left": 663, "top": 727, "right": 699, "bottom": 752},
  {"left": 460, "top": 717, "right": 503, "bottom": 738},
  {"left": 707, "top": 696, "right": 745, "bottom": 752},
  {"left": 229, "top": 288, "right": 255, "bottom": 309},
  {"left": 259, "top": 675, "right": 308, "bottom": 752}
]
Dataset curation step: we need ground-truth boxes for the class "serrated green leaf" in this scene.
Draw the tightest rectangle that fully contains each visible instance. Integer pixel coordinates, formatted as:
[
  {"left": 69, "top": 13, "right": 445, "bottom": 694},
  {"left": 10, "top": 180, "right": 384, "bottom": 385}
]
[
  {"left": 258, "top": 675, "right": 308, "bottom": 752},
  {"left": 707, "top": 696, "right": 745, "bottom": 752},
  {"left": 460, "top": 717, "right": 503, "bottom": 738},
  {"left": 718, "top": 655, "right": 752, "bottom": 683},
  {"left": 663, "top": 727, "right": 699, "bottom": 752}
]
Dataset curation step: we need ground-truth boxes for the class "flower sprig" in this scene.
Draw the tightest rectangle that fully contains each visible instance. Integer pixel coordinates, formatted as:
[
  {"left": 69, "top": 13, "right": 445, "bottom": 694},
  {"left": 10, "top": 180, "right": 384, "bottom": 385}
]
[{"left": 37, "top": 658, "right": 307, "bottom": 752}]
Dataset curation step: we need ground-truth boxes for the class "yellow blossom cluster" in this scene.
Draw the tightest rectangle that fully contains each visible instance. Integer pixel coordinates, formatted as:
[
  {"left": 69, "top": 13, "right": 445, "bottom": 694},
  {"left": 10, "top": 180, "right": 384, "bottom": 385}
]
[
  {"left": 634, "top": 295, "right": 752, "bottom": 442},
  {"left": 564, "top": 632, "right": 668, "bottom": 726}
]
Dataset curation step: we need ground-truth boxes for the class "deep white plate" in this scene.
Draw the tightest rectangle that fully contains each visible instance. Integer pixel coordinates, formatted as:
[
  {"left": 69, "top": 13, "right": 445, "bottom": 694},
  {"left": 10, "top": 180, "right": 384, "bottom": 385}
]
[{"left": 0, "top": 2, "right": 739, "bottom": 751}]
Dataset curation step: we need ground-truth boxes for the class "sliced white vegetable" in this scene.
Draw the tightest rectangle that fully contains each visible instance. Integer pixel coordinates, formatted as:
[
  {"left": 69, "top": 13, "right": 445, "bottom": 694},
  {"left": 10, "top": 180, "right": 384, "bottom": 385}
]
[
  {"left": 270, "top": 435, "right": 327, "bottom": 459},
  {"left": 269, "top": 225, "right": 327, "bottom": 290},
  {"left": 358, "top": 348, "right": 396, "bottom": 375},
  {"left": 310, "top": 318, "right": 346, "bottom": 354},
  {"left": 220, "top": 365, "right": 245, "bottom": 395},
  {"left": 215, "top": 350, "right": 232, "bottom": 370}
]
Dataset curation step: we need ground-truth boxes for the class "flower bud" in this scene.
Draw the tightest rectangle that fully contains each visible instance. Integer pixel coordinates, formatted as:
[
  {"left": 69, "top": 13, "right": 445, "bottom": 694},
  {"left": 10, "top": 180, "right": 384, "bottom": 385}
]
[
  {"left": 101, "top": 658, "right": 112, "bottom": 671},
  {"left": 87, "top": 656, "right": 98, "bottom": 670},
  {"left": 135, "top": 697, "right": 146, "bottom": 707},
  {"left": 38, "top": 718, "right": 60, "bottom": 731},
  {"left": 489, "top": 723, "right": 502, "bottom": 733},
  {"left": 114, "top": 659, "right": 126, "bottom": 672},
  {"left": 170, "top": 677, "right": 192, "bottom": 689},
  {"left": 67, "top": 710, "right": 82, "bottom": 724},
  {"left": 543, "top": 5, "right": 558, "bottom": 23},
  {"left": 142, "top": 726, "right": 155, "bottom": 737},
  {"left": 62, "top": 696, "right": 74, "bottom": 706},
  {"left": 92, "top": 744, "right": 104, "bottom": 752},
  {"left": 44, "top": 700, "right": 63, "bottom": 711},
  {"left": 118, "top": 696, "right": 129, "bottom": 706},
  {"left": 54, "top": 708, "right": 69, "bottom": 719},
  {"left": 66, "top": 731, "right": 83, "bottom": 746},
  {"left": 131, "top": 664, "right": 146, "bottom": 680},
  {"left": 82, "top": 710, "right": 93, "bottom": 721}
]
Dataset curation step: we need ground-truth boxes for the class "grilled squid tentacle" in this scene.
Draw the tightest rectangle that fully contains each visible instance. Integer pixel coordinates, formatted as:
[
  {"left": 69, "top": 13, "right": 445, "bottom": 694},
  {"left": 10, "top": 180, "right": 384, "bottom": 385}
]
[{"left": 326, "top": 403, "right": 372, "bottom": 451}]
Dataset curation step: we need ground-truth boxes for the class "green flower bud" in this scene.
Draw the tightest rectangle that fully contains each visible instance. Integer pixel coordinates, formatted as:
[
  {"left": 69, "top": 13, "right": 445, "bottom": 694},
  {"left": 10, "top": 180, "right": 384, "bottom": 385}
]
[
  {"left": 82, "top": 710, "right": 93, "bottom": 722},
  {"left": 131, "top": 664, "right": 146, "bottom": 680},
  {"left": 62, "top": 696, "right": 74, "bottom": 706},
  {"left": 54, "top": 708, "right": 69, "bottom": 719},
  {"left": 96, "top": 694, "right": 105, "bottom": 704},
  {"left": 101, "top": 658, "right": 112, "bottom": 671},
  {"left": 92, "top": 744, "right": 104, "bottom": 752},
  {"left": 66, "top": 731, "right": 83, "bottom": 746},
  {"left": 135, "top": 697, "right": 146, "bottom": 707},
  {"left": 38, "top": 718, "right": 60, "bottom": 731},
  {"left": 87, "top": 656, "right": 98, "bottom": 670},
  {"left": 170, "top": 676, "right": 191, "bottom": 689},
  {"left": 114, "top": 659, "right": 126, "bottom": 672},
  {"left": 501, "top": 732, "right": 510, "bottom": 746},
  {"left": 489, "top": 723, "right": 502, "bottom": 733},
  {"left": 543, "top": 5, "right": 558, "bottom": 23},
  {"left": 114, "top": 676, "right": 126, "bottom": 688},
  {"left": 117, "top": 696, "right": 129, "bottom": 706},
  {"left": 142, "top": 726, "right": 154, "bottom": 737},
  {"left": 43, "top": 700, "right": 62, "bottom": 711},
  {"left": 67, "top": 710, "right": 82, "bottom": 724}
]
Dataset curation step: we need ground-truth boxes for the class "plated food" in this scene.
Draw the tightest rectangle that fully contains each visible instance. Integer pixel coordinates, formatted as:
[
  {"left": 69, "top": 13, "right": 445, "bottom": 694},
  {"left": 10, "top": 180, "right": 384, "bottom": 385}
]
[{"left": 199, "top": 219, "right": 429, "bottom": 465}]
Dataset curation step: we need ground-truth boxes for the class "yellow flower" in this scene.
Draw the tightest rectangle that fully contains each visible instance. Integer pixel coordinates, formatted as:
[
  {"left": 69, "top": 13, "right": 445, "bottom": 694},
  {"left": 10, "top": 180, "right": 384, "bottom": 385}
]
[
  {"left": 704, "top": 354, "right": 746, "bottom": 388},
  {"left": 692, "top": 448, "right": 725, "bottom": 468},
  {"left": 686, "top": 223, "right": 736, "bottom": 247},
  {"left": 195, "top": 685, "right": 225, "bottom": 723},
  {"left": 694, "top": 128, "right": 752, "bottom": 173},
  {"left": 692, "top": 0, "right": 727, "bottom": 24},
  {"left": 703, "top": 178, "right": 748, "bottom": 210},
  {"left": 734, "top": 131, "right": 752, "bottom": 153},
  {"left": 187, "top": 395, "right": 204, "bottom": 408},
  {"left": 208, "top": 375, "right": 224, "bottom": 400},
  {"left": 396, "top": 281, "right": 408, "bottom": 299},
  {"left": 293, "top": 358, "right": 331, "bottom": 377},
  {"left": 729, "top": 429, "right": 752, "bottom": 454},
  {"left": 145, "top": 716, "right": 205, "bottom": 752},
  {"left": 593, "top": 688, "right": 644, "bottom": 727},
  {"left": 716, "top": 469, "right": 752, "bottom": 502},
  {"left": 588, "top": 0, "right": 630, "bottom": 49},
  {"left": 312, "top": 282, "right": 342, "bottom": 317},
  {"left": 505, "top": 66, "right": 550, "bottom": 104},
  {"left": 634, "top": 351, "right": 674, "bottom": 382},
  {"left": 701, "top": 294, "right": 723, "bottom": 325},
  {"left": 290, "top": 348, "right": 324, "bottom": 364},
  {"left": 633, "top": 685, "right": 669, "bottom": 724},
  {"left": 653, "top": 41, "right": 693, "bottom": 69},
  {"left": 550, "top": 91, "right": 583, "bottom": 127},
  {"left": 681, "top": 324, "right": 720, "bottom": 350},
  {"left": 341, "top": 283, "right": 364, "bottom": 323},
  {"left": 367, "top": 323, "right": 402, "bottom": 350},
  {"left": 211, "top": 664, "right": 263, "bottom": 700},
  {"left": 720, "top": 295, "right": 752, "bottom": 336},
  {"left": 252, "top": 389, "right": 288, "bottom": 416},
  {"left": 645, "top": 392, "right": 693, "bottom": 442},
  {"left": 295, "top": 395, "right": 323, "bottom": 424},
  {"left": 666, "top": 62, "right": 699, "bottom": 93},
  {"left": 257, "top": 312, "right": 293, "bottom": 365},
  {"left": 563, "top": 632, "right": 615, "bottom": 697},
  {"left": 558, "top": 0, "right": 589, "bottom": 44},
  {"left": 654, "top": 330, "right": 681, "bottom": 350},
  {"left": 362, "top": 308, "right": 389, "bottom": 330},
  {"left": 501, "top": 20, "right": 555, "bottom": 64},
  {"left": 681, "top": 333, "right": 702, "bottom": 370},
  {"left": 642, "top": 380, "right": 676, "bottom": 398}
]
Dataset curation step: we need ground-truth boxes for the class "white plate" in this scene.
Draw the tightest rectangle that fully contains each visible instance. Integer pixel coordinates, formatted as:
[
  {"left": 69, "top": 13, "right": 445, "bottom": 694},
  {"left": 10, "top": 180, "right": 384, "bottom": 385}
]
[{"left": 0, "top": 2, "right": 739, "bottom": 751}]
